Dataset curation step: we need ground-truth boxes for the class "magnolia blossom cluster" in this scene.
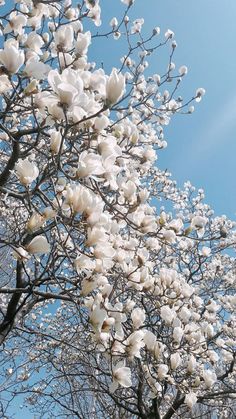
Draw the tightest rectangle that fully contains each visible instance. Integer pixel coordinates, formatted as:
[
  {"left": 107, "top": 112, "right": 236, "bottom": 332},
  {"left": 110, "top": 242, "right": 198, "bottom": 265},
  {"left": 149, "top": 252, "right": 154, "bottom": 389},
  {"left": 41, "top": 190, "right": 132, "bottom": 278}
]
[{"left": 0, "top": 1, "right": 235, "bottom": 418}]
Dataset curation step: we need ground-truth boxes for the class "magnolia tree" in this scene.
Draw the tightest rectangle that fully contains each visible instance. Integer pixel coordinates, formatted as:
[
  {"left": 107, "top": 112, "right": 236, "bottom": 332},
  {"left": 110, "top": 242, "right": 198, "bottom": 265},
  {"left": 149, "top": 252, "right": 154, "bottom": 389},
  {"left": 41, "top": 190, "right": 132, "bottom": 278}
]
[{"left": 0, "top": 0, "right": 235, "bottom": 418}]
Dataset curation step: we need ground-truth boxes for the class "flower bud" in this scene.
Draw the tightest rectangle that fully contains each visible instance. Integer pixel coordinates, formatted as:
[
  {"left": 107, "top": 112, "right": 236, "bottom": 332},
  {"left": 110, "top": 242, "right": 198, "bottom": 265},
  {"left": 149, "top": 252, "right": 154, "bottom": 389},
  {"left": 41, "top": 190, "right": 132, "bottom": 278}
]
[{"left": 106, "top": 68, "right": 125, "bottom": 105}]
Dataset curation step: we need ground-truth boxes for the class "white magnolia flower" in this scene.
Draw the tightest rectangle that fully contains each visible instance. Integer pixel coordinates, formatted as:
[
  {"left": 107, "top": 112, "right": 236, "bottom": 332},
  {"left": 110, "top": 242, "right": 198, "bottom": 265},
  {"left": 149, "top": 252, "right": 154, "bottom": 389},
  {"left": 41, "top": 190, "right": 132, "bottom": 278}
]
[
  {"left": 110, "top": 17, "right": 118, "bottom": 28},
  {"left": 206, "top": 300, "right": 219, "bottom": 313},
  {"left": 94, "top": 115, "right": 110, "bottom": 131},
  {"left": 201, "top": 246, "right": 211, "bottom": 257},
  {"left": 58, "top": 52, "right": 73, "bottom": 69},
  {"left": 153, "top": 26, "right": 160, "bottom": 36},
  {"left": 81, "top": 277, "right": 97, "bottom": 296},
  {"left": 86, "top": 227, "right": 107, "bottom": 247},
  {"left": 165, "top": 29, "right": 174, "bottom": 39},
  {"left": 89, "top": 307, "right": 107, "bottom": 332},
  {"left": 110, "top": 361, "right": 132, "bottom": 392},
  {"left": 122, "top": 180, "right": 137, "bottom": 202},
  {"left": 15, "top": 158, "right": 39, "bottom": 186},
  {"left": 42, "top": 207, "right": 56, "bottom": 220},
  {"left": 143, "top": 330, "right": 156, "bottom": 350},
  {"left": 173, "top": 326, "right": 184, "bottom": 344},
  {"left": 170, "top": 353, "right": 181, "bottom": 370},
  {"left": 58, "top": 83, "right": 78, "bottom": 106},
  {"left": 26, "top": 236, "right": 50, "bottom": 255},
  {"left": 7, "top": 368, "right": 13, "bottom": 376},
  {"left": 48, "top": 68, "right": 83, "bottom": 105},
  {"left": 64, "top": 184, "right": 104, "bottom": 221},
  {"left": 159, "top": 268, "right": 177, "bottom": 286},
  {"left": 94, "top": 242, "right": 116, "bottom": 259},
  {"left": 168, "top": 218, "right": 183, "bottom": 233},
  {"left": 162, "top": 229, "right": 176, "bottom": 243},
  {"left": 191, "top": 215, "right": 207, "bottom": 230},
  {"left": 125, "top": 299, "right": 136, "bottom": 312},
  {"left": 76, "top": 151, "right": 104, "bottom": 178},
  {"left": 157, "top": 364, "right": 168, "bottom": 380},
  {"left": 89, "top": 68, "right": 107, "bottom": 94},
  {"left": 208, "top": 350, "right": 219, "bottom": 364},
  {"left": 191, "top": 215, "right": 207, "bottom": 237},
  {"left": 131, "top": 307, "right": 145, "bottom": 329},
  {"left": 50, "top": 131, "right": 62, "bottom": 154},
  {"left": 24, "top": 79, "right": 38, "bottom": 96},
  {"left": 24, "top": 57, "right": 51, "bottom": 80},
  {"left": 106, "top": 68, "right": 125, "bottom": 105},
  {"left": 0, "top": 75, "right": 11, "bottom": 93},
  {"left": 101, "top": 317, "right": 115, "bottom": 332},
  {"left": 98, "top": 136, "right": 122, "bottom": 161},
  {"left": 87, "top": 2, "right": 101, "bottom": 27},
  {"left": 179, "top": 65, "right": 188, "bottom": 76},
  {"left": 195, "top": 87, "right": 206, "bottom": 102},
  {"left": 26, "top": 32, "right": 44, "bottom": 55},
  {"left": 75, "top": 254, "right": 96, "bottom": 273},
  {"left": 179, "top": 306, "right": 191, "bottom": 324},
  {"left": 181, "top": 282, "right": 194, "bottom": 298},
  {"left": 202, "top": 369, "right": 217, "bottom": 388},
  {"left": 187, "top": 355, "right": 197, "bottom": 373},
  {"left": 185, "top": 392, "right": 198, "bottom": 409},
  {"left": 160, "top": 305, "right": 176, "bottom": 325},
  {"left": 26, "top": 213, "right": 45, "bottom": 232},
  {"left": 4, "top": 12, "right": 27, "bottom": 36},
  {"left": 75, "top": 31, "right": 91, "bottom": 56},
  {"left": 125, "top": 330, "right": 145, "bottom": 359},
  {"left": 189, "top": 105, "right": 195, "bottom": 113},
  {"left": 0, "top": 40, "right": 24, "bottom": 74},
  {"left": 131, "top": 18, "right": 144, "bottom": 34},
  {"left": 54, "top": 25, "right": 74, "bottom": 51},
  {"left": 121, "top": 0, "right": 135, "bottom": 5},
  {"left": 64, "top": 184, "right": 89, "bottom": 213}
]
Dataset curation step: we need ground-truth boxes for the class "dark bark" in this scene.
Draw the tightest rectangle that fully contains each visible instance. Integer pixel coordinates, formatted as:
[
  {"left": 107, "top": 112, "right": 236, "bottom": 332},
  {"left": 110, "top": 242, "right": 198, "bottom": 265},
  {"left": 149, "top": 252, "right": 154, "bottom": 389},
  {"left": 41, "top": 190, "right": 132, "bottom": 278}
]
[
  {"left": 0, "top": 140, "right": 20, "bottom": 187},
  {"left": 162, "top": 392, "right": 185, "bottom": 419},
  {"left": 0, "top": 261, "right": 24, "bottom": 339}
]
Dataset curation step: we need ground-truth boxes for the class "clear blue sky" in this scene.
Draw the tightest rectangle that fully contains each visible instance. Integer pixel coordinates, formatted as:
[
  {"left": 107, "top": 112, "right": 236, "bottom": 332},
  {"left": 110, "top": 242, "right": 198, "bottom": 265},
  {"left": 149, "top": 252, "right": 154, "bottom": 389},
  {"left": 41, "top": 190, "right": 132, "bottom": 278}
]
[{"left": 97, "top": 0, "right": 236, "bottom": 219}]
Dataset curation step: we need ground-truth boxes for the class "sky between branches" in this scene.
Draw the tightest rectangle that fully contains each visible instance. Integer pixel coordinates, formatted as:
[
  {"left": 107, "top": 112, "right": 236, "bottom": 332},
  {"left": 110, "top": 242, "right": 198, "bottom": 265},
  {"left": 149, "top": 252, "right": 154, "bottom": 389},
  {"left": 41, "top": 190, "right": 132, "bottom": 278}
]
[{"left": 98, "top": 0, "right": 236, "bottom": 219}]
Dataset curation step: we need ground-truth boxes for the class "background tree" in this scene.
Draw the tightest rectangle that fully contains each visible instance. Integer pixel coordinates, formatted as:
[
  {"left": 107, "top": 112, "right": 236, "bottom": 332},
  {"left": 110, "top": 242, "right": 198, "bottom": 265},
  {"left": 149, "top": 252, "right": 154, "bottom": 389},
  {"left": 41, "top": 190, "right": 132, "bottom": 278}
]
[{"left": 0, "top": 0, "right": 235, "bottom": 418}]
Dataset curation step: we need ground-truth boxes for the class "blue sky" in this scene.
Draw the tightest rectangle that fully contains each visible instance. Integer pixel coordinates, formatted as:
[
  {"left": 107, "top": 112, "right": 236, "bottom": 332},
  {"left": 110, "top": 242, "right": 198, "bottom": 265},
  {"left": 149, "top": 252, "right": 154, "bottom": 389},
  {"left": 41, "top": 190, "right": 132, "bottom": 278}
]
[{"left": 96, "top": 0, "right": 236, "bottom": 219}]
